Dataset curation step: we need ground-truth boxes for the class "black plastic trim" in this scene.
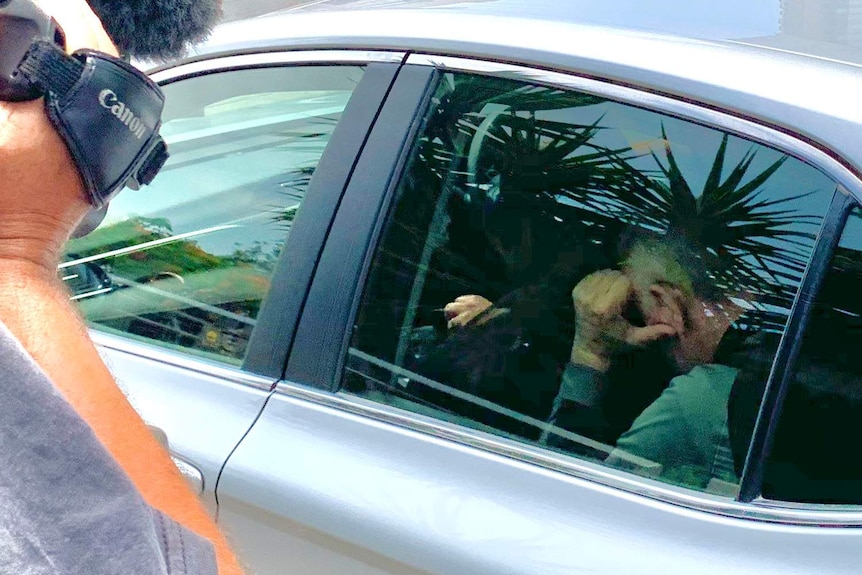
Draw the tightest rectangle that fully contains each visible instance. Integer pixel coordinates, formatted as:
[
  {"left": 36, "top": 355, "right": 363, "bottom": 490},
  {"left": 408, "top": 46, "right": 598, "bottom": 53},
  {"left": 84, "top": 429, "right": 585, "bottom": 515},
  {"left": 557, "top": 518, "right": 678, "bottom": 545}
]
[
  {"left": 738, "top": 187, "right": 856, "bottom": 502},
  {"left": 285, "top": 65, "right": 438, "bottom": 389},
  {"left": 242, "top": 62, "right": 401, "bottom": 377}
]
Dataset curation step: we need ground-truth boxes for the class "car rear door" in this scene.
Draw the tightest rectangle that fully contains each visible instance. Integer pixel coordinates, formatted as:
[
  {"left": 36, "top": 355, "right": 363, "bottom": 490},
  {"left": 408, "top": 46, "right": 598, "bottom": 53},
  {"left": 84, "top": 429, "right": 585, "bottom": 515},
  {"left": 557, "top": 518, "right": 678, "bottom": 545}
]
[{"left": 215, "top": 49, "right": 862, "bottom": 575}]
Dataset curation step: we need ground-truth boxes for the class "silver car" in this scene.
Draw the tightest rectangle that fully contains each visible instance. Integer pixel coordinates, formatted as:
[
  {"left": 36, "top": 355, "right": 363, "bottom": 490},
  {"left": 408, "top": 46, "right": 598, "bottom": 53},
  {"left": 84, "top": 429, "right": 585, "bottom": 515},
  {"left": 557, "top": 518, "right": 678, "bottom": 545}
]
[{"left": 63, "top": 1, "right": 862, "bottom": 573}]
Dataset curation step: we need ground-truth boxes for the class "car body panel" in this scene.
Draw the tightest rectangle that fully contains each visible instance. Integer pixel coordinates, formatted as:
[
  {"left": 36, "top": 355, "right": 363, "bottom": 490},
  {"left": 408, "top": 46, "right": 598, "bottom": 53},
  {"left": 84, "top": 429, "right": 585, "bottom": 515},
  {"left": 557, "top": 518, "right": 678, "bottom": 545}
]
[
  {"left": 252, "top": 0, "right": 862, "bottom": 67},
  {"left": 192, "top": 9, "right": 862, "bottom": 179},
  {"left": 219, "top": 384, "right": 862, "bottom": 575},
  {"left": 93, "top": 331, "right": 273, "bottom": 509},
  {"left": 214, "top": 34, "right": 862, "bottom": 575},
  {"left": 90, "top": 3, "right": 862, "bottom": 574}
]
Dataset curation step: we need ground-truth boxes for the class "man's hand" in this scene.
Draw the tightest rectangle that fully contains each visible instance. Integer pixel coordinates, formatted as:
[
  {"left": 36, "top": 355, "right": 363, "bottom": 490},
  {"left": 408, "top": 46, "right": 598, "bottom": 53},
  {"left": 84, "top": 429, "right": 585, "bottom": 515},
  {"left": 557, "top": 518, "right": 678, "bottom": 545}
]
[
  {"left": 670, "top": 291, "right": 747, "bottom": 372},
  {"left": 570, "top": 270, "right": 677, "bottom": 372},
  {"left": 0, "top": 99, "right": 88, "bottom": 267},
  {"left": 444, "top": 294, "right": 495, "bottom": 328}
]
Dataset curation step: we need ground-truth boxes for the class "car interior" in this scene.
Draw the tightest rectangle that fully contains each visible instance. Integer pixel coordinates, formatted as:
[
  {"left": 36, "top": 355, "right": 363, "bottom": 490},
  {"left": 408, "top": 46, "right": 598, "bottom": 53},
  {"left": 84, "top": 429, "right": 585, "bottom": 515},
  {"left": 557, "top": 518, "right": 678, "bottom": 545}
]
[{"left": 343, "top": 70, "right": 850, "bottom": 500}]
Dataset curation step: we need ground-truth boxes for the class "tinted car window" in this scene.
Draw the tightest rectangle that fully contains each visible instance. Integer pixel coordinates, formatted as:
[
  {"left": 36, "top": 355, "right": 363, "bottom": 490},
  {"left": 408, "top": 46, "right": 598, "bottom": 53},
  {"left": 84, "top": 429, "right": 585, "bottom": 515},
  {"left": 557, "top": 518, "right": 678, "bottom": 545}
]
[
  {"left": 63, "top": 65, "right": 366, "bottom": 366},
  {"left": 733, "top": 205, "right": 862, "bottom": 504},
  {"left": 342, "top": 71, "right": 838, "bottom": 495}
]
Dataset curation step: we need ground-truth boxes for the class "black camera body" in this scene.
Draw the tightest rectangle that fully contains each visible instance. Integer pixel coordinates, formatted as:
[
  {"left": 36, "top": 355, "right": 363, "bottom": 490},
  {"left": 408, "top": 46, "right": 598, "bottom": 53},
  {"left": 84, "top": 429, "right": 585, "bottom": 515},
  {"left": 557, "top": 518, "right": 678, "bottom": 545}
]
[{"left": 0, "top": 0, "right": 64, "bottom": 101}]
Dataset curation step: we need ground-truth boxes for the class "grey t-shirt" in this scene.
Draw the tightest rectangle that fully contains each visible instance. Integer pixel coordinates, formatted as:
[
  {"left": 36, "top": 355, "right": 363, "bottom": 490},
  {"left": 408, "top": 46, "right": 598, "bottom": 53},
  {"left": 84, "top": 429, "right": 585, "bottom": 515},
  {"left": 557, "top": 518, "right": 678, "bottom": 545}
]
[{"left": 0, "top": 322, "right": 217, "bottom": 574}]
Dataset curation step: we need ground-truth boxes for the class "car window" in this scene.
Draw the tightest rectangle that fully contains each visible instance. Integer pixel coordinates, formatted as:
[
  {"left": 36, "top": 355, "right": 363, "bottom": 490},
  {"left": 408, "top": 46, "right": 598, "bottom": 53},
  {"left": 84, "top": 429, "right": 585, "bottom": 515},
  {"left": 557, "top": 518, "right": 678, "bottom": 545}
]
[
  {"left": 63, "top": 65, "right": 366, "bottom": 366},
  {"left": 341, "top": 71, "right": 838, "bottom": 496},
  {"left": 730, "top": 205, "right": 862, "bottom": 505}
]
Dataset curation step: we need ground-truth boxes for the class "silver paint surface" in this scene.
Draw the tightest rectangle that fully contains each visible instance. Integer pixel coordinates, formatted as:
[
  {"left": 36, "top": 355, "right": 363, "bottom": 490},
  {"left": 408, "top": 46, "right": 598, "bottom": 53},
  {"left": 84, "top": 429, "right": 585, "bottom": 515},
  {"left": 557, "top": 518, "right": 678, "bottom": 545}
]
[
  {"left": 93, "top": 332, "right": 272, "bottom": 511},
  {"left": 218, "top": 383, "right": 862, "bottom": 575},
  {"left": 121, "top": 6, "right": 862, "bottom": 572},
  {"left": 193, "top": 9, "right": 862, "bottom": 180}
]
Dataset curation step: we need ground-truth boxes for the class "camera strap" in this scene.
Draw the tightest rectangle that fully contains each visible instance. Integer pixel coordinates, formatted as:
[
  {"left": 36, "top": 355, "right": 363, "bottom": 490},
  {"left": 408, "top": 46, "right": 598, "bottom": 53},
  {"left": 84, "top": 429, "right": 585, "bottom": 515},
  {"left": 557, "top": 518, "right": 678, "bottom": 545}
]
[{"left": 16, "top": 40, "right": 168, "bottom": 208}]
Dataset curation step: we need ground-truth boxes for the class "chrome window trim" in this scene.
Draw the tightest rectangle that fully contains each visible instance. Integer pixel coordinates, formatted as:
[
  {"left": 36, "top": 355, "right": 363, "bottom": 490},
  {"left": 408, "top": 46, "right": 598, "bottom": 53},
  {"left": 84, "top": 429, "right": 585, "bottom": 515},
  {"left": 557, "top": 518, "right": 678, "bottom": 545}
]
[
  {"left": 406, "top": 54, "right": 862, "bottom": 203},
  {"left": 274, "top": 380, "right": 862, "bottom": 527},
  {"left": 91, "top": 331, "right": 276, "bottom": 392},
  {"left": 149, "top": 50, "right": 406, "bottom": 84}
]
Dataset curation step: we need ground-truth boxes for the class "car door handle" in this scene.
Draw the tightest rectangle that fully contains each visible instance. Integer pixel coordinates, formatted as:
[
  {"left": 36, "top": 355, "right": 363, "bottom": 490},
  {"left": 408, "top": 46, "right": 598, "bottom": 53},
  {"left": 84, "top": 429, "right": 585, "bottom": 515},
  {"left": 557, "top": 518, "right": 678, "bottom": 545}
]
[
  {"left": 148, "top": 425, "right": 206, "bottom": 495},
  {"left": 171, "top": 453, "right": 206, "bottom": 495}
]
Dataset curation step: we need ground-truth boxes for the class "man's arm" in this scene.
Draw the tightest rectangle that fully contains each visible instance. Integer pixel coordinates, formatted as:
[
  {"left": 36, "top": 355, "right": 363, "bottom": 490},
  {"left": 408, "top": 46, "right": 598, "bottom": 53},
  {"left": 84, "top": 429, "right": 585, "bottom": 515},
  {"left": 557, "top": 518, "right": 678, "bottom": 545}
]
[
  {"left": 543, "top": 362, "right": 615, "bottom": 452},
  {"left": 0, "top": 2, "right": 242, "bottom": 573},
  {"left": 0, "top": 319, "right": 216, "bottom": 574},
  {"left": 606, "top": 366, "right": 738, "bottom": 488},
  {"left": 607, "top": 379, "right": 686, "bottom": 468}
]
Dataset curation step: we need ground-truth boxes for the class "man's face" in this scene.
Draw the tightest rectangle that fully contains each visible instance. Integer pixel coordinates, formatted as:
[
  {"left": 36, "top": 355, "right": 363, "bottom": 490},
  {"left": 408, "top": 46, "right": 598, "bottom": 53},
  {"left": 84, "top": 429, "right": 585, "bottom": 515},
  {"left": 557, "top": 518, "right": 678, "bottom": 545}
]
[
  {"left": 630, "top": 278, "right": 687, "bottom": 332},
  {"left": 623, "top": 243, "right": 746, "bottom": 371},
  {"left": 622, "top": 240, "right": 693, "bottom": 336}
]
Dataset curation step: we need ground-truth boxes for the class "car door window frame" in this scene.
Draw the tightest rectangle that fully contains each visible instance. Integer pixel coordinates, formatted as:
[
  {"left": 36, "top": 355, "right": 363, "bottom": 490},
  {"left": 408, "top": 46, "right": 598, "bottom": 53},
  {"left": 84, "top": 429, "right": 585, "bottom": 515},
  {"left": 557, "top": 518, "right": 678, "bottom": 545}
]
[
  {"left": 139, "top": 50, "right": 405, "bottom": 379},
  {"left": 287, "top": 54, "right": 862, "bottom": 524},
  {"left": 284, "top": 64, "right": 439, "bottom": 386},
  {"left": 739, "top": 189, "right": 857, "bottom": 502}
]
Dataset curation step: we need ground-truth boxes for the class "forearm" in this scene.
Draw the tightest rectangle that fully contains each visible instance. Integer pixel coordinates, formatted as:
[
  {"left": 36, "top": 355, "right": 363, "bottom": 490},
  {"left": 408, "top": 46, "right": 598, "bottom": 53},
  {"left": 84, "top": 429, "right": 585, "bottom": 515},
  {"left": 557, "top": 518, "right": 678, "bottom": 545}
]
[
  {"left": 570, "top": 345, "right": 611, "bottom": 373},
  {"left": 0, "top": 261, "right": 243, "bottom": 575},
  {"left": 544, "top": 362, "right": 614, "bottom": 450}
]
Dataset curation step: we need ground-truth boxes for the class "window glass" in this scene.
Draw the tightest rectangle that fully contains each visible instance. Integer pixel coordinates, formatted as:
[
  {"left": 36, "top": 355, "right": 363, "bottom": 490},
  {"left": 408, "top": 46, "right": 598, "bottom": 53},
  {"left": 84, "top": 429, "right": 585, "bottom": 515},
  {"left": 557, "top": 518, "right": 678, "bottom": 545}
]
[
  {"left": 343, "top": 72, "right": 837, "bottom": 495},
  {"left": 63, "top": 65, "right": 366, "bottom": 366},
  {"left": 733, "top": 205, "right": 862, "bottom": 504}
]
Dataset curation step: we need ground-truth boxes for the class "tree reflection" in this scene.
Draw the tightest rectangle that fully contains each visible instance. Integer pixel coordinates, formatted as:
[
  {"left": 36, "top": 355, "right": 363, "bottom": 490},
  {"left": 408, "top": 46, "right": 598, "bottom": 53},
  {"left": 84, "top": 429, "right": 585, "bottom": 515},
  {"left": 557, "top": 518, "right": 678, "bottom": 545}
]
[{"left": 414, "top": 75, "right": 820, "bottom": 329}]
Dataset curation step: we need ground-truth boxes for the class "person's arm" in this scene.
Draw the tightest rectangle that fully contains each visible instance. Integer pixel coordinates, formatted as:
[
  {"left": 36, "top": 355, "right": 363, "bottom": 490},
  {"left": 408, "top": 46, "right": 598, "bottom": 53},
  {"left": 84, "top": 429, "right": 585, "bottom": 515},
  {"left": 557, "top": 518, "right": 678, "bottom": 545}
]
[
  {"left": 605, "top": 366, "right": 737, "bottom": 488},
  {"left": 543, "top": 362, "right": 614, "bottom": 451},
  {"left": 0, "top": 320, "right": 217, "bottom": 574},
  {"left": 543, "top": 270, "right": 678, "bottom": 449},
  {"left": 0, "top": 261, "right": 242, "bottom": 575},
  {"left": 0, "top": 2, "right": 242, "bottom": 573}
]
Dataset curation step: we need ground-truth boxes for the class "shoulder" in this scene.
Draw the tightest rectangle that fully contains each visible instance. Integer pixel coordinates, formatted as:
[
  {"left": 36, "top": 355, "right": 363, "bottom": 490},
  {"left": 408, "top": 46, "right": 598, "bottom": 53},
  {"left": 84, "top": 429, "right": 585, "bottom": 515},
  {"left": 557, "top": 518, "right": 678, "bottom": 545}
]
[
  {"left": 668, "top": 364, "right": 738, "bottom": 396},
  {"left": 640, "top": 364, "right": 738, "bottom": 426},
  {"left": 666, "top": 364, "right": 738, "bottom": 428}
]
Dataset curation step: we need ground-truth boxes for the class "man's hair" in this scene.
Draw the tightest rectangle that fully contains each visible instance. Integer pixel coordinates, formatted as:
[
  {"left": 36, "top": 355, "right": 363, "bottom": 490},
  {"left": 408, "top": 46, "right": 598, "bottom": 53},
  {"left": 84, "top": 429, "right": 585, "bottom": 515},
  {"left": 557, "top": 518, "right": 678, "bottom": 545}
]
[{"left": 619, "top": 229, "right": 725, "bottom": 302}]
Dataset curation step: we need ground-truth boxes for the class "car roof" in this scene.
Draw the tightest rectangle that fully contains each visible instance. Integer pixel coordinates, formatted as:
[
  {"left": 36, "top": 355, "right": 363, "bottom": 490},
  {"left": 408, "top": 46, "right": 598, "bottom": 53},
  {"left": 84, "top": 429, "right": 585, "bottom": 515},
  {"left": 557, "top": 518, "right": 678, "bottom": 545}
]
[
  {"left": 261, "top": 0, "right": 862, "bottom": 67},
  {"left": 180, "top": 4, "right": 862, "bottom": 181}
]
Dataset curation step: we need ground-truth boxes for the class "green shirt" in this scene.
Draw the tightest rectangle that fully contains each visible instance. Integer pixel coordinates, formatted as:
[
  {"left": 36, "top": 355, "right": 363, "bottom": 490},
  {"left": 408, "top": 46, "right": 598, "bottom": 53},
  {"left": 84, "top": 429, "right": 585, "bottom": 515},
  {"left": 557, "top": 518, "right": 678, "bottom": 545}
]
[{"left": 607, "top": 364, "right": 739, "bottom": 490}]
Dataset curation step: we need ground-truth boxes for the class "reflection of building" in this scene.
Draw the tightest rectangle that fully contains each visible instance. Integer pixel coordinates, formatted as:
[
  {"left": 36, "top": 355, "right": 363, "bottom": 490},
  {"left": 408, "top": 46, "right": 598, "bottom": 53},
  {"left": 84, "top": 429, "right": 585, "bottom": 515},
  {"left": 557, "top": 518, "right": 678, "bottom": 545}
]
[
  {"left": 742, "top": 0, "right": 862, "bottom": 66},
  {"left": 781, "top": 0, "right": 862, "bottom": 47}
]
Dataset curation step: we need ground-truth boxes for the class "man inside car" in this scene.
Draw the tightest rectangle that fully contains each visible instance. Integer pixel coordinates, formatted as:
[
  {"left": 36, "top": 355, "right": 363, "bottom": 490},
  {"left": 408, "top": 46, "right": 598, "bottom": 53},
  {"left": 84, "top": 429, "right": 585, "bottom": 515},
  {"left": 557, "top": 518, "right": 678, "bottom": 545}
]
[{"left": 545, "top": 234, "right": 749, "bottom": 488}]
